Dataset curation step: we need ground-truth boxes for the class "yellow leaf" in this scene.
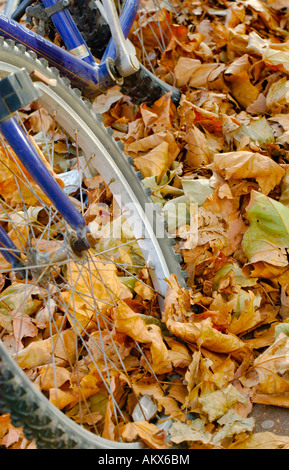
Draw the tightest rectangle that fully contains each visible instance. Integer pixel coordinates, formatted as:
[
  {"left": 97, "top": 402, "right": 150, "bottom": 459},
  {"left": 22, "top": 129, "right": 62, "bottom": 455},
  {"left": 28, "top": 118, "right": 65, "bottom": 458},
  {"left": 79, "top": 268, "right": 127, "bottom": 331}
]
[
  {"left": 252, "top": 393, "right": 289, "bottom": 407},
  {"left": 210, "top": 356, "right": 236, "bottom": 389},
  {"left": 0, "top": 138, "right": 64, "bottom": 207},
  {"left": 147, "top": 324, "right": 170, "bottom": 365},
  {"left": 166, "top": 316, "right": 245, "bottom": 354}
]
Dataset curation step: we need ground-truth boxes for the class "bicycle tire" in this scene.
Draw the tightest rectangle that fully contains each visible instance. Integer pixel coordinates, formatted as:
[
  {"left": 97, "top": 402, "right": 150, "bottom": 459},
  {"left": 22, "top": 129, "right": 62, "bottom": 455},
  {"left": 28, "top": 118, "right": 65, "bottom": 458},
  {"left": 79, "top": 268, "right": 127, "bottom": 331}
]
[{"left": 0, "top": 37, "right": 186, "bottom": 449}]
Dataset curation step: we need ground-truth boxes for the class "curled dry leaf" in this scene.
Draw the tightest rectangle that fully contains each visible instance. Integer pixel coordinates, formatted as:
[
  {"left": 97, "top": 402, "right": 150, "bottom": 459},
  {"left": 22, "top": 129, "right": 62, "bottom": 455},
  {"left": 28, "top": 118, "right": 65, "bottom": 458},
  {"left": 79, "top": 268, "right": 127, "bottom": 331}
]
[
  {"left": 214, "top": 151, "right": 285, "bottom": 195},
  {"left": 134, "top": 141, "right": 169, "bottom": 182},
  {"left": 14, "top": 329, "right": 76, "bottom": 369},
  {"left": 112, "top": 300, "right": 152, "bottom": 343},
  {"left": 120, "top": 421, "right": 170, "bottom": 449},
  {"left": 229, "top": 431, "right": 289, "bottom": 449},
  {"left": 164, "top": 275, "right": 246, "bottom": 354}
]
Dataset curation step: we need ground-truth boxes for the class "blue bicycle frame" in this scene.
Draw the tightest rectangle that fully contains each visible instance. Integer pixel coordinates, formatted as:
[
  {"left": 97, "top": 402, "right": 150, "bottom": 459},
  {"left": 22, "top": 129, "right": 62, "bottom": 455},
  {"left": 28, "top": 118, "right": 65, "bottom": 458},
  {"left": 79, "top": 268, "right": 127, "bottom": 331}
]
[{"left": 0, "top": 0, "right": 139, "bottom": 95}]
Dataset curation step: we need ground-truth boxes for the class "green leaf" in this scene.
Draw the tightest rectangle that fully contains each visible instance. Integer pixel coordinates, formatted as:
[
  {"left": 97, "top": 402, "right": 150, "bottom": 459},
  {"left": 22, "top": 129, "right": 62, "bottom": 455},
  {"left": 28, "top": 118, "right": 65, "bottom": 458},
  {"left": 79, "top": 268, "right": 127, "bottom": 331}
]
[
  {"left": 142, "top": 168, "right": 184, "bottom": 204},
  {"left": 118, "top": 276, "right": 137, "bottom": 291},
  {"left": 234, "top": 117, "right": 274, "bottom": 146},
  {"left": 242, "top": 190, "right": 289, "bottom": 267},
  {"left": 275, "top": 319, "right": 289, "bottom": 338},
  {"left": 162, "top": 195, "right": 193, "bottom": 233},
  {"left": 67, "top": 390, "right": 108, "bottom": 425},
  {"left": 213, "top": 263, "right": 258, "bottom": 290}
]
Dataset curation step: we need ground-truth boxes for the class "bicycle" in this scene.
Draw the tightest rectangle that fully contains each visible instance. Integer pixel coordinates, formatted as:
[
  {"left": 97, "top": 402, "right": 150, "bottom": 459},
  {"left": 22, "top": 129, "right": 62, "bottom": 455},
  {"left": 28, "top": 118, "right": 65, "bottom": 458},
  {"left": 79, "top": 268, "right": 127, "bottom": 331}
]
[
  {"left": 1, "top": 0, "right": 182, "bottom": 105},
  {"left": 0, "top": 0, "right": 188, "bottom": 449}
]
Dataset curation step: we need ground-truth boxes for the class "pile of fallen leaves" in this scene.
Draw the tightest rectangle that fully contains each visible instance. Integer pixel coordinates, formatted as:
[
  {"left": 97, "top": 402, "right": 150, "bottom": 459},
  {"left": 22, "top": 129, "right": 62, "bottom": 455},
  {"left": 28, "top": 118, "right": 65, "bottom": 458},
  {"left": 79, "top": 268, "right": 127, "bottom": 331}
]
[
  {"left": 3, "top": 0, "right": 289, "bottom": 450},
  {"left": 93, "top": 0, "right": 289, "bottom": 448}
]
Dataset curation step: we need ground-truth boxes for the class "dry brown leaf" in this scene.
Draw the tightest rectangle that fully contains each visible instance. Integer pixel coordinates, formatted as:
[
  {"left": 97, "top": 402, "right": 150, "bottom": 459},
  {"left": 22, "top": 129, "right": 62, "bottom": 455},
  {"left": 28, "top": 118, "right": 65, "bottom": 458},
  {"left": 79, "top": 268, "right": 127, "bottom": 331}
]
[
  {"left": 214, "top": 151, "right": 285, "bottom": 195},
  {"left": 174, "top": 57, "right": 202, "bottom": 87},
  {"left": 185, "top": 125, "right": 212, "bottom": 168},
  {"left": 229, "top": 431, "right": 289, "bottom": 449},
  {"left": 40, "top": 365, "right": 71, "bottom": 391},
  {"left": 125, "top": 131, "right": 180, "bottom": 166},
  {"left": 14, "top": 329, "right": 76, "bottom": 369},
  {"left": 227, "top": 71, "right": 259, "bottom": 109},
  {"left": 112, "top": 300, "right": 152, "bottom": 343},
  {"left": 197, "top": 191, "right": 245, "bottom": 256},
  {"left": 164, "top": 276, "right": 246, "bottom": 354},
  {"left": 120, "top": 421, "right": 170, "bottom": 449},
  {"left": 174, "top": 57, "right": 225, "bottom": 88},
  {"left": 139, "top": 92, "right": 176, "bottom": 133},
  {"left": 166, "top": 337, "right": 192, "bottom": 368},
  {"left": 134, "top": 141, "right": 169, "bottom": 181}
]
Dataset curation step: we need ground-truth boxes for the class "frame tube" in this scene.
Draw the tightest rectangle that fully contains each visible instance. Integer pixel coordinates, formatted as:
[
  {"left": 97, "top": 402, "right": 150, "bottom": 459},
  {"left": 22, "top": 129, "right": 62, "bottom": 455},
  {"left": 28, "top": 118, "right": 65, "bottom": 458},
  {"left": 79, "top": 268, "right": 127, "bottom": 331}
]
[
  {"left": 0, "top": 0, "right": 140, "bottom": 94},
  {"left": 0, "top": 12, "right": 116, "bottom": 95},
  {"left": 0, "top": 116, "right": 87, "bottom": 238},
  {"left": 41, "top": 0, "right": 96, "bottom": 65},
  {"left": 0, "top": 224, "right": 23, "bottom": 269},
  {"left": 102, "top": 0, "right": 140, "bottom": 61}
]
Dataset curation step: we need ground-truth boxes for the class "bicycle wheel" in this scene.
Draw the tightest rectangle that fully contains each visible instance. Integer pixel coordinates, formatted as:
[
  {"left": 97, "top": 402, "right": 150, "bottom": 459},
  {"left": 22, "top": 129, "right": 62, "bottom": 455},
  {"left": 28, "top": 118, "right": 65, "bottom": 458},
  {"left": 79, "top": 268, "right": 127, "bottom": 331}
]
[{"left": 0, "top": 37, "right": 186, "bottom": 449}]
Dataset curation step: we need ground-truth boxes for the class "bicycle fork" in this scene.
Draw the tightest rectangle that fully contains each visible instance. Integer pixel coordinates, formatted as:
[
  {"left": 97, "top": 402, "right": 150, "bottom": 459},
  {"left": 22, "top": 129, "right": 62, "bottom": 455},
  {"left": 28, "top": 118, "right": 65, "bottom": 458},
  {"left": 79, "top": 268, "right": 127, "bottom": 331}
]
[{"left": 0, "top": 69, "right": 90, "bottom": 273}]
